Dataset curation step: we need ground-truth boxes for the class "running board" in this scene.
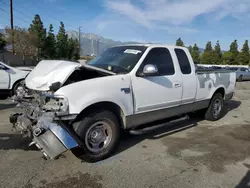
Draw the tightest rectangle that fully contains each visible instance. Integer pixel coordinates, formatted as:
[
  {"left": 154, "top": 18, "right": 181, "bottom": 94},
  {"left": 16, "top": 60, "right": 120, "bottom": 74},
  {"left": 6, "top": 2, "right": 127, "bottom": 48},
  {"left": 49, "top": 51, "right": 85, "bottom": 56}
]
[{"left": 129, "top": 115, "right": 189, "bottom": 135}]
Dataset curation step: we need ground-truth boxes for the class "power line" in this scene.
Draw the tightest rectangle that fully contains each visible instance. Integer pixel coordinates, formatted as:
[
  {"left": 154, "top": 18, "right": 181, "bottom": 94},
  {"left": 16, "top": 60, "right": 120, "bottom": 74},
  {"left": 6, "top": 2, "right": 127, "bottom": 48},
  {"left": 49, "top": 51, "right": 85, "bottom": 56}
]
[
  {"left": 0, "top": 0, "right": 78, "bottom": 31},
  {"left": 0, "top": 7, "right": 30, "bottom": 24},
  {"left": 0, "top": 0, "right": 31, "bottom": 19},
  {"left": 27, "top": 0, "right": 79, "bottom": 30}
]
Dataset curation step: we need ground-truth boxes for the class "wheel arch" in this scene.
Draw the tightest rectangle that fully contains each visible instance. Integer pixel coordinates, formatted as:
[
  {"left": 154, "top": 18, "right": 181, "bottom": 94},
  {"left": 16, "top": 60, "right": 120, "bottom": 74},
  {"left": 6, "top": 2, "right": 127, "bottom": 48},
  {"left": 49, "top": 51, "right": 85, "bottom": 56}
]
[
  {"left": 73, "top": 101, "right": 127, "bottom": 129},
  {"left": 238, "top": 74, "right": 243, "bottom": 81},
  {"left": 211, "top": 87, "right": 225, "bottom": 101},
  {"left": 11, "top": 78, "right": 24, "bottom": 89}
]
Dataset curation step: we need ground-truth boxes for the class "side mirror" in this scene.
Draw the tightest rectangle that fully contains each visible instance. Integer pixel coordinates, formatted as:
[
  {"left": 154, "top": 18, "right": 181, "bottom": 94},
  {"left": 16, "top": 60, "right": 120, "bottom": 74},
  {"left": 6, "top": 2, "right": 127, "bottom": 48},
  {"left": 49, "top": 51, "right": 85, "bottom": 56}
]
[
  {"left": 49, "top": 82, "right": 62, "bottom": 92},
  {"left": 142, "top": 64, "right": 158, "bottom": 76}
]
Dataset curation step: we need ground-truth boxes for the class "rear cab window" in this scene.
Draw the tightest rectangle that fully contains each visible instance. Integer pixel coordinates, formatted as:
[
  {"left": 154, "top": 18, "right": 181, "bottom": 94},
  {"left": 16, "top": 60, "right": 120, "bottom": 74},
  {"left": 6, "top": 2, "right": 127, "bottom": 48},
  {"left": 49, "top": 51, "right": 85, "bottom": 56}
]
[{"left": 174, "top": 49, "right": 191, "bottom": 74}]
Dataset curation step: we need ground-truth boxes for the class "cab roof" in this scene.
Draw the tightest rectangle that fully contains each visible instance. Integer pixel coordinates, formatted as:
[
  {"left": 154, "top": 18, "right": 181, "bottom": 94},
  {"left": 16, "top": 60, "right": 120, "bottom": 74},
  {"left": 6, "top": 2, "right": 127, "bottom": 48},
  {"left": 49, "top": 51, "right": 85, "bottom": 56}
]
[{"left": 114, "top": 43, "right": 187, "bottom": 50}]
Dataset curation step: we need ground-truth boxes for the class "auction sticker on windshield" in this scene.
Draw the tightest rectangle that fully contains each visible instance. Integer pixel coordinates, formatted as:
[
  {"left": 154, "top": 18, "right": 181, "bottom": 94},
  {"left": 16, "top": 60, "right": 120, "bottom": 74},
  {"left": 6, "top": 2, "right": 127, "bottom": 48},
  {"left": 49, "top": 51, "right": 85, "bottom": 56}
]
[{"left": 124, "top": 49, "right": 142, "bottom": 54}]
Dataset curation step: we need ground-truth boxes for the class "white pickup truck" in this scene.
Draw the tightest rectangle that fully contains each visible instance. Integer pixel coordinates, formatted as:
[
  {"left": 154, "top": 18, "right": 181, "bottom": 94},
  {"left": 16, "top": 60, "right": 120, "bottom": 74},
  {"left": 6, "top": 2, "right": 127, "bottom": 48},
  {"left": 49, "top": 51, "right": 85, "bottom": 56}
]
[
  {"left": 10, "top": 44, "right": 236, "bottom": 162},
  {"left": 0, "top": 61, "right": 32, "bottom": 95}
]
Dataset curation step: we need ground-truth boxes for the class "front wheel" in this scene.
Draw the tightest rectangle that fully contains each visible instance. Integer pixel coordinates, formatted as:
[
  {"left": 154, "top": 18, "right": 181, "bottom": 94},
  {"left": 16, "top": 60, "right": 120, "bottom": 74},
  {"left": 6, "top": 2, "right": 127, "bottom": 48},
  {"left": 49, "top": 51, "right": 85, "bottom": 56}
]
[
  {"left": 238, "top": 75, "right": 243, "bottom": 82},
  {"left": 204, "top": 93, "right": 224, "bottom": 121},
  {"left": 10, "top": 80, "right": 25, "bottom": 96},
  {"left": 72, "top": 110, "right": 120, "bottom": 162}
]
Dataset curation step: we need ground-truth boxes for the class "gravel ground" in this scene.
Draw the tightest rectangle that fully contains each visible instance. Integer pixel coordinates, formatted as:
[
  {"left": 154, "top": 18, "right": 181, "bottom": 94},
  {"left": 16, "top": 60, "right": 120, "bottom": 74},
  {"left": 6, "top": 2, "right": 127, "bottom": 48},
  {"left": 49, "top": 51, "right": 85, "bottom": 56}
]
[{"left": 0, "top": 82, "right": 250, "bottom": 188}]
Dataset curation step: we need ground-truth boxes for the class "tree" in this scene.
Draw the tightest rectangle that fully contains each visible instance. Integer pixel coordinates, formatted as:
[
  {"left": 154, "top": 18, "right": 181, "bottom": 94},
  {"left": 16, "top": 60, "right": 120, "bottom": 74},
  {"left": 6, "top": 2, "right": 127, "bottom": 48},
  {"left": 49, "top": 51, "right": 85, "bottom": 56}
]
[
  {"left": 0, "top": 33, "right": 6, "bottom": 52},
  {"left": 5, "top": 27, "right": 36, "bottom": 63},
  {"left": 228, "top": 39, "right": 239, "bottom": 65},
  {"left": 29, "top": 14, "right": 47, "bottom": 60},
  {"left": 188, "top": 45, "right": 193, "bottom": 54},
  {"left": 56, "top": 21, "right": 68, "bottom": 59},
  {"left": 44, "top": 24, "right": 56, "bottom": 59},
  {"left": 214, "top": 40, "right": 222, "bottom": 64},
  {"left": 191, "top": 44, "right": 200, "bottom": 63},
  {"left": 204, "top": 41, "right": 213, "bottom": 53},
  {"left": 176, "top": 37, "right": 184, "bottom": 46},
  {"left": 68, "top": 38, "right": 79, "bottom": 61},
  {"left": 237, "top": 40, "right": 250, "bottom": 65},
  {"left": 201, "top": 41, "right": 214, "bottom": 64},
  {"left": 222, "top": 51, "right": 233, "bottom": 65},
  {"left": 229, "top": 40, "right": 239, "bottom": 55},
  {"left": 200, "top": 52, "right": 213, "bottom": 64}
]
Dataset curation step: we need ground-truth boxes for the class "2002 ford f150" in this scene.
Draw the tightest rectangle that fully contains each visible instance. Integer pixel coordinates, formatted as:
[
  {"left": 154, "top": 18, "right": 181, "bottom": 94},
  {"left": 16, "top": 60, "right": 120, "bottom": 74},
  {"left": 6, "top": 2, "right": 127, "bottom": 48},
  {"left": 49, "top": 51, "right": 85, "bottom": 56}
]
[{"left": 9, "top": 44, "right": 236, "bottom": 162}]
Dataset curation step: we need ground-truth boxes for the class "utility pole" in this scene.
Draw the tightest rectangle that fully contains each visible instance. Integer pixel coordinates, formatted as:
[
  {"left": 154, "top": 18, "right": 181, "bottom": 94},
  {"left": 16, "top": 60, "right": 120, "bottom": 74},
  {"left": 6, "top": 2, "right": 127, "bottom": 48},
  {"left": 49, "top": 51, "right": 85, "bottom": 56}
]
[
  {"left": 10, "top": 0, "right": 14, "bottom": 54},
  {"left": 78, "top": 26, "right": 81, "bottom": 56},
  {"left": 91, "top": 39, "right": 94, "bottom": 56}
]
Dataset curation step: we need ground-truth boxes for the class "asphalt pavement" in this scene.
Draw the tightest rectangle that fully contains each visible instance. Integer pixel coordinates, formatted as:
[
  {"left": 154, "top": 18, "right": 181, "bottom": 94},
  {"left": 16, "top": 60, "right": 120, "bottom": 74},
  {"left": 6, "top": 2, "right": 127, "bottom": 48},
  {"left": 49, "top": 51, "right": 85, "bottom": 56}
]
[{"left": 1, "top": 83, "right": 250, "bottom": 188}]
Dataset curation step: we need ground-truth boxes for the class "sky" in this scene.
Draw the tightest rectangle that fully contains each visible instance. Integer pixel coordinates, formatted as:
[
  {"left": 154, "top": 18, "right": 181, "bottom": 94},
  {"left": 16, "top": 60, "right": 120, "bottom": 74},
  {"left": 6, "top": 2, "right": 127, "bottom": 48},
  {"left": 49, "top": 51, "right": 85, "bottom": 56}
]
[{"left": 0, "top": 0, "right": 250, "bottom": 50}]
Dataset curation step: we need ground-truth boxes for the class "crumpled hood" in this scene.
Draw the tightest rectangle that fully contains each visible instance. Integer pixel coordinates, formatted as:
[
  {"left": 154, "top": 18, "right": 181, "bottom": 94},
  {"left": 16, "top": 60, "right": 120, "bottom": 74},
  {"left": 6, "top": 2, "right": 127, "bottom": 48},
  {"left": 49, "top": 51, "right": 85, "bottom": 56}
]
[
  {"left": 15, "top": 66, "right": 34, "bottom": 72},
  {"left": 25, "top": 60, "right": 81, "bottom": 91}
]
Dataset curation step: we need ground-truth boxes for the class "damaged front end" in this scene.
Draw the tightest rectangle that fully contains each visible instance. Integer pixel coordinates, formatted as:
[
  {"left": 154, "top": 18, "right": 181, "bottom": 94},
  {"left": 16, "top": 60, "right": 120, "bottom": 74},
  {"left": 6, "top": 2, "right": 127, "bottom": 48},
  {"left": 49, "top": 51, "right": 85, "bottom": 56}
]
[
  {"left": 9, "top": 87, "right": 79, "bottom": 160},
  {"left": 9, "top": 86, "right": 42, "bottom": 137},
  {"left": 8, "top": 60, "right": 114, "bottom": 160}
]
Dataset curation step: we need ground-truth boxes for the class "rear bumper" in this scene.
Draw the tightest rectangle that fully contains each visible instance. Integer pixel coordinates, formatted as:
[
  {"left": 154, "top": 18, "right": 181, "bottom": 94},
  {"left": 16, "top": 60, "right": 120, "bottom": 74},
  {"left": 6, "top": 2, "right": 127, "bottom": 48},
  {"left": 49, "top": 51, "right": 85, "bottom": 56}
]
[{"left": 225, "top": 92, "right": 234, "bottom": 101}]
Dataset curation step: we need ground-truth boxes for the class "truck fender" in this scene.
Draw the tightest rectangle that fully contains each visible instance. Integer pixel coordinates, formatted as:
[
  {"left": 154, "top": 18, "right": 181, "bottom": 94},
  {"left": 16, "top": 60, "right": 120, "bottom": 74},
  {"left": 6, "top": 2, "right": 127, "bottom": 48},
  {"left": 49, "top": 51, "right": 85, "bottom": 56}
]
[
  {"left": 73, "top": 101, "right": 128, "bottom": 129},
  {"left": 210, "top": 86, "right": 226, "bottom": 100}
]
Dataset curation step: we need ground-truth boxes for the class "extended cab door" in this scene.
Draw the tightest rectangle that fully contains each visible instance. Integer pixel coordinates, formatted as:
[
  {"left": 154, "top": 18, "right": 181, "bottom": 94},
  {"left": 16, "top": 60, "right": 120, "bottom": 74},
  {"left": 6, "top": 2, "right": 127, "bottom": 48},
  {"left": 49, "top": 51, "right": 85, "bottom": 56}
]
[
  {"left": 0, "top": 63, "right": 9, "bottom": 89},
  {"left": 174, "top": 48, "right": 197, "bottom": 104},
  {"left": 131, "top": 47, "right": 183, "bottom": 113}
]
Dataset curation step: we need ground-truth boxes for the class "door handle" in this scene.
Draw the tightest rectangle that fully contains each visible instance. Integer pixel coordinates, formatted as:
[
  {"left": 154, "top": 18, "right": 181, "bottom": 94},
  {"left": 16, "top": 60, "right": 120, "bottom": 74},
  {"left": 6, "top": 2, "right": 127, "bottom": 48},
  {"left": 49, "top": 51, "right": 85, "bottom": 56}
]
[{"left": 174, "top": 83, "right": 181, "bottom": 88}]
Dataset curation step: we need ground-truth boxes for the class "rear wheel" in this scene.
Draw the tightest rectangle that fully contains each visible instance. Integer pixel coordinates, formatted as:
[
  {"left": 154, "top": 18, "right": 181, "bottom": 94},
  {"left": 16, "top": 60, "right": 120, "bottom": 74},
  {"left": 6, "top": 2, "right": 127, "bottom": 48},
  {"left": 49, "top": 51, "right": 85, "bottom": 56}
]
[
  {"left": 72, "top": 110, "right": 120, "bottom": 162},
  {"left": 204, "top": 93, "right": 224, "bottom": 121}
]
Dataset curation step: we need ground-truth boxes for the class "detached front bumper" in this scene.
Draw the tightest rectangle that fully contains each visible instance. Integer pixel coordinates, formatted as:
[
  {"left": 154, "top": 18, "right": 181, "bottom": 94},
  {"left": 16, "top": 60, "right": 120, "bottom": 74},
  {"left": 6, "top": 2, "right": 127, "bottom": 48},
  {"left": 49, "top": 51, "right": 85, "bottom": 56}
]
[{"left": 31, "top": 113, "right": 79, "bottom": 160}]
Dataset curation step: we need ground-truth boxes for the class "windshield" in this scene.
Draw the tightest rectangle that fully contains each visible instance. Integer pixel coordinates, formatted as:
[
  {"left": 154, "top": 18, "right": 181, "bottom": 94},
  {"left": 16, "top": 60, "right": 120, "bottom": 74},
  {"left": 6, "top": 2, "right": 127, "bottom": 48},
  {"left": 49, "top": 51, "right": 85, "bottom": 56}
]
[{"left": 88, "top": 45, "right": 147, "bottom": 73}]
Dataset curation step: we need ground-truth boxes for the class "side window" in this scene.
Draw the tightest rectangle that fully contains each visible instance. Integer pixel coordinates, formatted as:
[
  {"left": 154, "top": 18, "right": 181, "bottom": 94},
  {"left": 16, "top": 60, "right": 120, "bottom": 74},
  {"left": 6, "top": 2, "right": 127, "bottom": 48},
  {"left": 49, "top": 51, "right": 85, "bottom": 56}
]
[
  {"left": 140, "top": 47, "right": 175, "bottom": 76},
  {"left": 240, "top": 68, "right": 246, "bottom": 71},
  {"left": 175, "top": 49, "right": 191, "bottom": 74}
]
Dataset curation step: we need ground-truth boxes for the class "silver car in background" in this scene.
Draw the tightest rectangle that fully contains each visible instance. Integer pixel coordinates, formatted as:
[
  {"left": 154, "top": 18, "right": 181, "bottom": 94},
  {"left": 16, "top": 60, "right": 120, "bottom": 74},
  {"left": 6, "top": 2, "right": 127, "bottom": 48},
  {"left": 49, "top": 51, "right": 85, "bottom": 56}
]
[{"left": 228, "top": 67, "right": 250, "bottom": 81}]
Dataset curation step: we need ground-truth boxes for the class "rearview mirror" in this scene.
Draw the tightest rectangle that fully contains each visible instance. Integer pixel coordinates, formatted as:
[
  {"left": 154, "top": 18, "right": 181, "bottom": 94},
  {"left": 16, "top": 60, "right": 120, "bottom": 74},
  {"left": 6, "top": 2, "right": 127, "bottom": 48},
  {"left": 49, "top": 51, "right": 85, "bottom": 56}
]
[{"left": 142, "top": 64, "right": 158, "bottom": 76}]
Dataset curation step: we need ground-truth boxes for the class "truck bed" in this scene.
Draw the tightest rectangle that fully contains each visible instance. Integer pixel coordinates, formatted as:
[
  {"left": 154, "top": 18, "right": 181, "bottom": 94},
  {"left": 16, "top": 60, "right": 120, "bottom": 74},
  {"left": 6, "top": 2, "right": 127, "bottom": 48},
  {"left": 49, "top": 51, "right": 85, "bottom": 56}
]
[{"left": 196, "top": 68, "right": 234, "bottom": 74}]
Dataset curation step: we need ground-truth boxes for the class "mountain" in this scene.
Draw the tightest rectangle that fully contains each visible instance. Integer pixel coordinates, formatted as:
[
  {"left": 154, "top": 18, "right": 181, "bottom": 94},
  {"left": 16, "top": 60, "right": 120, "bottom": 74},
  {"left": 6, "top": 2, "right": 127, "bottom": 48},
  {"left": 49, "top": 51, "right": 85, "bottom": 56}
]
[
  {"left": 70, "top": 31, "right": 206, "bottom": 56},
  {"left": 67, "top": 31, "right": 148, "bottom": 56},
  {"left": 67, "top": 31, "right": 122, "bottom": 56}
]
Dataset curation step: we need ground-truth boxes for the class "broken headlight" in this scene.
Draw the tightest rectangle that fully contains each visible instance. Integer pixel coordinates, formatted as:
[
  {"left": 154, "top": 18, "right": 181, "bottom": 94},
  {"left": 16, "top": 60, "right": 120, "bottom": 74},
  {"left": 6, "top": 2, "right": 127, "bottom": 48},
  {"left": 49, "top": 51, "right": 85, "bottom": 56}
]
[
  {"left": 56, "top": 96, "right": 69, "bottom": 112},
  {"left": 43, "top": 95, "right": 69, "bottom": 114}
]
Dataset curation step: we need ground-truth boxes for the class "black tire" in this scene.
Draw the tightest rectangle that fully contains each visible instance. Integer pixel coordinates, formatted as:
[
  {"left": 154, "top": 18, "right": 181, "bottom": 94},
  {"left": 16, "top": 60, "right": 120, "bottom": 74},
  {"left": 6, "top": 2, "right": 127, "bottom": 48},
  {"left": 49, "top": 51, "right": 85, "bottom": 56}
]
[
  {"left": 10, "top": 80, "right": 23, "bottom": 96},
  {"left": 238, "top": 75, "right": 243, "bottom": 82},
  {"left": 72, "top": 110, "right": 120, "bottom": 162},
  {"left": 204, "top": 93, "right": 224, "bottom": 121}
]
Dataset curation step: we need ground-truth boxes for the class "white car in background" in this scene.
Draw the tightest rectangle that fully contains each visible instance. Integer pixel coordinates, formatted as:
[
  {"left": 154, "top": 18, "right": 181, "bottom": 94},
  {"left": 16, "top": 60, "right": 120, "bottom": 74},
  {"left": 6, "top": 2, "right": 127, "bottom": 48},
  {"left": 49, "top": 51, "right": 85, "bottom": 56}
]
[{"left": 0, "top": 61, "right": 32, "bottom": 95}]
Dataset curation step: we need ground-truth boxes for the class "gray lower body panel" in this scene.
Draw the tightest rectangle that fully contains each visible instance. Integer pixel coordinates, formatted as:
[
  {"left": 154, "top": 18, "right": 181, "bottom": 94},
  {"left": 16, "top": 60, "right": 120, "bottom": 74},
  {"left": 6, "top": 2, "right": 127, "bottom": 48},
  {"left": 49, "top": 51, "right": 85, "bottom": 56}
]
[{"left": 126, "top": 100, "right": 210, "bottom": 129}]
